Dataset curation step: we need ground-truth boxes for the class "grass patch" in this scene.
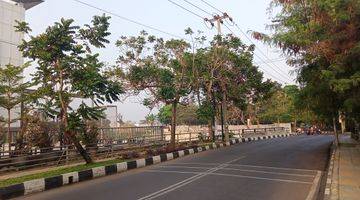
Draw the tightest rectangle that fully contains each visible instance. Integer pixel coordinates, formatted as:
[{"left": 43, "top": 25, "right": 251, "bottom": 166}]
[
  {"left": 0, "top": 141, "right": 220, "bottom": 188},
  {"left": 0, "top": 159, "right": 125, "bottom": 188}
]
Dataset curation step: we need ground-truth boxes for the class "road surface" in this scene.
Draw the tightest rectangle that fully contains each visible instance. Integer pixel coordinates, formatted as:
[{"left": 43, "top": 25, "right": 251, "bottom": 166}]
[{"left": 16, "top": 135, "right": 333, "bottom": 200}]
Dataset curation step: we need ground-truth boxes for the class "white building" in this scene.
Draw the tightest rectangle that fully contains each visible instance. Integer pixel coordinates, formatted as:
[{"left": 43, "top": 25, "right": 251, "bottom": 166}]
[{"left": 0, "top": 0, "right": 43, "bottom": 127}]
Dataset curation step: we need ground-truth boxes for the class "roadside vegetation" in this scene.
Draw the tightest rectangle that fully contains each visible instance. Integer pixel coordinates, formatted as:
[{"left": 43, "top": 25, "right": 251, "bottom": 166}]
[
  {"left": 0, "top": 158, "right": 124, "bottom": 187},
  {"left": 0, "top": 0, "right": 358, "bottom": 166},
  {"left": 251, "top": 0, "right": 360, "bottom": 145}
]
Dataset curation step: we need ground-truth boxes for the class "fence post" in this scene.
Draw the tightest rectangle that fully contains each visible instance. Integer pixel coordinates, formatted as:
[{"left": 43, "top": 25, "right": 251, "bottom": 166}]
[
  {"left": 65, "top": 147, "right": 69, "bottom": 165},
  {"left": 161, "top": 127, "right": 164, "bottom": 141}
]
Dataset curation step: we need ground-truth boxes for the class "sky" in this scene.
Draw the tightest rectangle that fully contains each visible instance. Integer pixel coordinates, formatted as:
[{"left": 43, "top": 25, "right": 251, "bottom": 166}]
[{"left": 23, "top": 0, "right": 296, "bottom": 123}]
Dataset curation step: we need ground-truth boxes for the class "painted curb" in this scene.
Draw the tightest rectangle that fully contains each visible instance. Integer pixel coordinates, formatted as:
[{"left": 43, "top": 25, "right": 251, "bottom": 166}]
[
  {"left": 0, "top": 133, "right": 298, "bottom": 199},
  {"left": 324, "top": 142, "right": 337, "bottom": 200}
]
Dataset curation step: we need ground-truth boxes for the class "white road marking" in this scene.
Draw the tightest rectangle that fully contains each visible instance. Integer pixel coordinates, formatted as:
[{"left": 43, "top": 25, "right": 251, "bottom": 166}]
[
  {"left": 137, "top": 156, "right": 246, "bottom": 200},
  {"left": 172, "top": 162, "right": 318, "bottom": 173},
  {"left": 144, "top": 170, "right": 313, "bottom": 185},
  {"left": 305, "top": 171, "right": 322, "bottom": 200},
  {"left": 210, "top": 172, "right": 313, "bottom": 184},
  {"left": 156, "top": 165, "right": 315, "bottom": 177}
]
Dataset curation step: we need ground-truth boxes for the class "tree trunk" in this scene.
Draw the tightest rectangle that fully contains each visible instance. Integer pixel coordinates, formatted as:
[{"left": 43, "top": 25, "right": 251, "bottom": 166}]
[
  {"left": 7, "top": 109, "right": 11, "bottom": 153},
  {"left": 220, "top": 103, "right": 224, "bottom": 140},
  {"left": 69, "top": 134, "right": 93, "bottom": 163},
  {"left": 333, "top": 117, "right": 339, "bottom": 147},
  {"left": 60, "top": 102, "right": 93, "bottom": 163},
  {"left": 208, "top": 120, "right": 214, "bottom": 142},
  {"left": 211, "top": 91, "right": 217, "bottom": 141},
  {"left": 168, "top": 101, "right": 177, "bottom": 151},
  {"left": 58, "top": 65, "right": 93, "bottom": 164},
  {"left": 222, "top": 92, "right": 229, "bottom": 142}
]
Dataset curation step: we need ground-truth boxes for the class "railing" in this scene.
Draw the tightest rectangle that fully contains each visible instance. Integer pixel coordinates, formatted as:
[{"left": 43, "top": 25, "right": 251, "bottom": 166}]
[
  {"left": 0, "top": 142, "right": 165, "bottom": 174},
  {"left": 163, "top": 127, "right": 289, "bottom": 143},
  {"left": 0, "top": 126, "right": 288, "bottom": 174},
  {"left": 99, "top": 126, "right": 164, "bottom": 145}
]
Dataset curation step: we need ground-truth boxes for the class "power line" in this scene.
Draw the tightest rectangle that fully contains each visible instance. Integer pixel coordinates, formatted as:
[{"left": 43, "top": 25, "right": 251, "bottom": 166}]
[
  {"left": 167, "top": 0, "right": 205, "bottom": 20},
  {"left": 73, "top": 0, "right": 187, "bottom": 41},
  {"left": 199, "top": 0, "right": 223, "bottom": 13},
  {"left": 223, "top": 24, "right": 290, "bottom": 84},
  {"left": 198, "top": 0, "right": 292, "bottom": 83},
  {"left": 233, "top": 23, "right": 290, "bottom": 77},
  {"left": 173, "top": 0, "right": 289, "bottom": 83},
  {"left": 182, "top": 0, "right": 213, "bottom": 16},
  {"left": 254, "top": 58, "right": 287, "bottom": 65},
  {"left": 224, "top": 24, "right": 287, "bottom": 83}
]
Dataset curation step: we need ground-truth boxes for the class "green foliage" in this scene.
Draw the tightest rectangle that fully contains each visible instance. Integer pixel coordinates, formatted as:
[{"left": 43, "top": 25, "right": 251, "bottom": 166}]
[
  {"left": 79, "top": 120, "right": 100, "bottom": 147},
  {"left": 258, "top": 0, "right": 360, "bottom": 124},
  {"left": 197, "top": 101, "right": 215, "bottom": 122},
  {"left": 157, "top": 105, "right": 172, "bottom": 125},
  {"left": 158, "top": 104, "right": 208, "bottom": 125},
  {"left": 0, "top": 63, "right": 31, "bottom": 148},
  {"left": 116, "top": 31, "right": 192, "bottom": 106},
  {"left": 145, "top": 114, "right": 156, "bottom": 125},
  {"left": 257, "top": 84, "right": 317, "bottom": 124},
  {"left": 16, "top": 15, "right": 123, "bottom": 163},
  {"left": 0, "top": 63, "right": 30, "bottom": 114}
]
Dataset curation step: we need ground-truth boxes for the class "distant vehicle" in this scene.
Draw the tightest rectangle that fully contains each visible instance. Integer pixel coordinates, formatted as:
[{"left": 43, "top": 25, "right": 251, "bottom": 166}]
[{"left": 305, "top": 126, "right": 321, "bottom": 135}]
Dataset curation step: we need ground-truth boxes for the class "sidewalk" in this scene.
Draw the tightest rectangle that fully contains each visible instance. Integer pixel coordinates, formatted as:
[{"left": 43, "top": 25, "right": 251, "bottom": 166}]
[{"left": 325, "top": 133, "right": 360, "bottom": 200}]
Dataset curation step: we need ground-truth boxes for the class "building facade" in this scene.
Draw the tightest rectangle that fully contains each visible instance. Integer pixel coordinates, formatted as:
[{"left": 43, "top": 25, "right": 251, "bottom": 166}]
[
  {"left": 0, "top": 0, "right": 42, "bottom": 128},
  {"left": 0, "top": 0, "right": 25, "bottom": 67}
]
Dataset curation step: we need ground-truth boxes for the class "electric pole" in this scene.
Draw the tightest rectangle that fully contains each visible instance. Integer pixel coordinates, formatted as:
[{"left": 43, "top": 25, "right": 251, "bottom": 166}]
[{"left": 205, "top": 13, "right": 233, "bottom": 35}]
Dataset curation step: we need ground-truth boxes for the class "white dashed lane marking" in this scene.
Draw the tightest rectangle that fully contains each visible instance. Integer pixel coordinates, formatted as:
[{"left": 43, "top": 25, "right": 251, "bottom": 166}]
[
  {"left": 137, "top": 156, "right": 246, "bottom": 200},
  {"left": 141, "top": 162, "right": 321, "bottom": 199}
]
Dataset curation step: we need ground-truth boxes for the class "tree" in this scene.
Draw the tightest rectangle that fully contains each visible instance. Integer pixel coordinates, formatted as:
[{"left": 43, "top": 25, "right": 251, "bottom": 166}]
[
  {"left": 145, "top": 114, "right": 156, "bottom": 126},
  {"left": 197, "top": 34, "right": 270, "bottom": 141},
  {"left": 0, "top": 63, "right": 30, "bottom": 152},
  {"left": 252, "top": 0, "right": 360, "bottom": 143},
  {"left": 158, "top": 104, "right": 207, "bottom": 125},
  {"left": 157, "top": 105, "right": 172, "bottom": 125},
  {"left": 116, "top": 31, "right": 193, "bottom": 150},
  {"left": 16, "top": 15, "right": 123, "bottom": 163}
]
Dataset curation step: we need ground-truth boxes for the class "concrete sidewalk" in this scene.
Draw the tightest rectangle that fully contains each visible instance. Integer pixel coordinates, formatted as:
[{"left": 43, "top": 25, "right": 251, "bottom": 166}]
[{"left": 325, "top": 133, "right": 360, "bottom": 200}]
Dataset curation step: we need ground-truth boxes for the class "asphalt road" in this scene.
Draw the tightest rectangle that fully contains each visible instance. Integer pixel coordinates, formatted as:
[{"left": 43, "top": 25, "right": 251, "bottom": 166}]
[{"left": 16, "top": 134, "right": 333, "bottom": 200}]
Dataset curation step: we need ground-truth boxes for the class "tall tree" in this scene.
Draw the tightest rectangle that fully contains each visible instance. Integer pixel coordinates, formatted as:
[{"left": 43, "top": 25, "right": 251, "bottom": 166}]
[
  {"left": 16, "top": 15, "right": 123, "bottom": 163},
  {"left": 252, "top": 0, "right": 360, "bottom": 143},
  {"left": 116, "top": 31, "right": 193, "bottom": 150},
  {"left": 198, "top": 34, "right": 269, "bottom": 142},
  {"left": 0, "top": 63, "right": 30, "bottom": 152}
]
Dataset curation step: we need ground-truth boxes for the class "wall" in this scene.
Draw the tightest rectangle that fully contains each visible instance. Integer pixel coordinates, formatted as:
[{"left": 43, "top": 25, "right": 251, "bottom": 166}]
[{"left": 0, "top": 0, "right": 25, "bottom": 127}]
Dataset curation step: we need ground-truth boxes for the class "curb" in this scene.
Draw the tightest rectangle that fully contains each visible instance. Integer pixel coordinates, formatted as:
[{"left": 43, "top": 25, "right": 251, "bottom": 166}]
[
  {"left": 324, "top": 142, "right": 338, "bottom": 200},
  {"left": 0, "top": 133, "right": 298, "bottom": 199}
]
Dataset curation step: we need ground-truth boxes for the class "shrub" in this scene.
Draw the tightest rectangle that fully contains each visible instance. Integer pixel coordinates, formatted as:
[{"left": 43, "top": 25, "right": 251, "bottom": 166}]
[
  {"left": 24, "top": 112, "right": 57, "bottom": 152},
  {"left": 80, "top": 120, "right": 100, "bottom": 148},
  {"left": 121, "top": 151, "right": 139, "bottom": 159}
]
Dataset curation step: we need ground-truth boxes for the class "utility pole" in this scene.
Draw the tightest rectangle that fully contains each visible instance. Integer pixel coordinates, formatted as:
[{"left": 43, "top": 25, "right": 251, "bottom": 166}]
[
  {"left": 204, "top": 13, "right": 233, "bottom": 141},
  {"left": 205, "top": 13, "right": 233, "bottom": 35}
]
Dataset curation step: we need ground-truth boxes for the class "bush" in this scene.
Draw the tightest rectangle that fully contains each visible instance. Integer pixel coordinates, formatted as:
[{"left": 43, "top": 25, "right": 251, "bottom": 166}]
[
  {"left": 24, "top": 113, "right": 57, "bottom": 152},
  {"left": 121, "top": 151, "right": 139, "bottom": 159},
  {"left": 80, "top": 120, "right": 100, "bottom": 148}
]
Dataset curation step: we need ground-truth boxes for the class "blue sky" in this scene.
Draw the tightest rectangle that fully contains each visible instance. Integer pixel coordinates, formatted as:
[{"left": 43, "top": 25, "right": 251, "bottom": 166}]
[{"left": 24, "top": 0, "right": 295, "bottom": 122}]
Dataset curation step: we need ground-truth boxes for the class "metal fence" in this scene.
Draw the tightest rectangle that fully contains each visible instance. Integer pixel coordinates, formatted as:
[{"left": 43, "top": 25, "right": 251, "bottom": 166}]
[
  {"left": 99, "top": 126, "right": 164, "bottom": 145},
  {"left": 0, "top": 126, "right": 288, "bottom": 174}
]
